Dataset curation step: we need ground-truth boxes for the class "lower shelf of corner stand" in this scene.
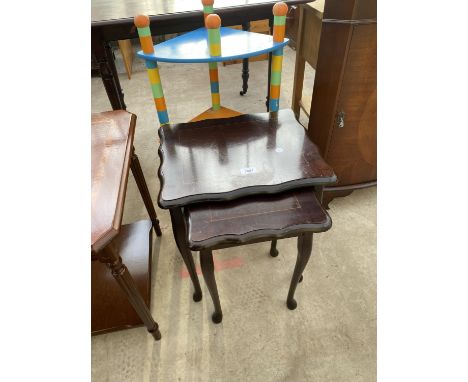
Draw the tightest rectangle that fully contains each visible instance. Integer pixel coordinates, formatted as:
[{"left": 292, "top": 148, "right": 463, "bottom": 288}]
[
  {"left": 190, "top": 106, "right": 242, "bottom": 122},
  {"left": 91, "top": 220, "right": 153, "bottom": 335}
]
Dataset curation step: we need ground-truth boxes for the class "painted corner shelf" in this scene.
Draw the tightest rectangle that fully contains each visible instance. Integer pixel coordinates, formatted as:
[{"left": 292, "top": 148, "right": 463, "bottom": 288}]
[{"left": 137, "top": 27, "right": 289, "bottom": 63}]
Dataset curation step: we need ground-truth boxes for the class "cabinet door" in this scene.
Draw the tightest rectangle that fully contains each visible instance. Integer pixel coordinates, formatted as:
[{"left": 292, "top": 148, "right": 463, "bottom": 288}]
[{"left": 326, "top": 23, "right": 377, "bottom": 186}]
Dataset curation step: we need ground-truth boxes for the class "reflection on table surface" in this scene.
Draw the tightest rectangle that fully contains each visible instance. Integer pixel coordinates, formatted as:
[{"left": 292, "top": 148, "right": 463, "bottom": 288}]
[{"left": 158, "top": 110, "right": 336, "bottom": 207}]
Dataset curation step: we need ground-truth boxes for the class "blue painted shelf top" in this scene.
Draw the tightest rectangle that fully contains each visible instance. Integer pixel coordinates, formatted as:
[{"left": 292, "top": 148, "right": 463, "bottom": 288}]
[{"left": 137, "top": 27, "right": 289, "bottom": 63}]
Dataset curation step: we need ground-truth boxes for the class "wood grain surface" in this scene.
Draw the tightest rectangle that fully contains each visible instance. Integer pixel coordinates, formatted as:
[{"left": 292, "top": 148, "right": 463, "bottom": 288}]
[
  {"left": 91, "top": 110, "right": 135, "bottom": 252},
  {"left": 92, "top": 220, "right": 152, "bottom": 334},
  {"left": 186, "top": 188, "right": 331, "bottom": 250},
  {"left": 325, "top": 23, "right": 377, "bottom": 185},
  {"left": 158, "top": 109, "right": 336, "bottom": 208}
]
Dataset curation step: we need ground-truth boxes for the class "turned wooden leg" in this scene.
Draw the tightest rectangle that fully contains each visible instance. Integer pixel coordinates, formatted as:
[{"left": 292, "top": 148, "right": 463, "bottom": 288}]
[
  {"left": 287, "top": 233, "right": 313, "bottom": 310},
  {"left": 239, "top": 22, "right": 250, "bottom": 96},
  {"left": 270, "top": 239, "right": 279, "bottom": 257},
  {"left": 169, "top": 208, "right": 203, "bottom": 302},
  {"left": 92, "top": 32, "right": 126, "bottom": 110},
  {"left": 99, "top": 243, "right": 161, "bottom": 340},
  {"left": 266, "top": 17, "right": 274, "bottom": 111},
  {"left": 200, "top": 249, "right": 223, "bottom": 324},
  {"left": 131, "top": 148, "right": 162, "bottom": 236}
]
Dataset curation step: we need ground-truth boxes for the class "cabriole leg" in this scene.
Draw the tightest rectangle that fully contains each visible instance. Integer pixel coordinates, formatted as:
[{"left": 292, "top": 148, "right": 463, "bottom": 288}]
[
  {"left": 287, "top": 233, "right": 313, "bottom": 310},
  {"left": 270, "top": 239, "right": 279, "bottom": 257},
  {"left": 169, "top": 208, "right": 203, "bottom": 302},
  {"left": 200, "top": 249, "right": 223, "bottom": 323}
]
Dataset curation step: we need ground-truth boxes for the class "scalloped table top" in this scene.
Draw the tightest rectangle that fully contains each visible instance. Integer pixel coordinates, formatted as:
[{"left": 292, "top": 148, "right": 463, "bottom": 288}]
[
  {"left": 157, "top": 109, "right": 336, "bottom": 208},
  {"left": 185, "top": 188, "right": 331, "bottom": 250}
]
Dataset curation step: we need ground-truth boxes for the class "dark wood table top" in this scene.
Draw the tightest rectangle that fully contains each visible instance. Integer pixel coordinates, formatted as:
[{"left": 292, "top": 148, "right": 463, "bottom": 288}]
[
  {"left": 91, "top": 110, "right": 136, "bottom": 252},
  {"left": 185, "top": 188, "right": 331, "bottom": 250},
  {"left": 92, "top": 0, "right": 311, "bottom": 25},
  {"left": 158, "top": 109, "right": 336, "bottom": 208}
]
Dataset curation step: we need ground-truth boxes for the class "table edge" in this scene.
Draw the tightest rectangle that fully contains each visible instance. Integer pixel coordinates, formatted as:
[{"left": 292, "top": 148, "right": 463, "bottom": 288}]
[
  {"left": 136, "top": 35, "right": 290, "bottom": 63},
  {"left": 156, "top": 109, "right": 337, "bottom": 209},
  {"left": 91, "top": 0, "right": 314, "bottom": 26},
  {"left": 91, "top": 111, "right": 137, "bottom": 252},
  {"left": 186, "top": 213, "right": 332, "bottom": 251},
  {"left": 158, "top": 177, "right": 337, "bottom": 209}
]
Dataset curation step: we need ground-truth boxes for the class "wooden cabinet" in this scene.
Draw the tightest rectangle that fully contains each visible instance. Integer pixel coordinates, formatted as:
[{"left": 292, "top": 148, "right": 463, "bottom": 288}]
[{"left": 307, "top": 0, "right": 377, "bottom": 207}]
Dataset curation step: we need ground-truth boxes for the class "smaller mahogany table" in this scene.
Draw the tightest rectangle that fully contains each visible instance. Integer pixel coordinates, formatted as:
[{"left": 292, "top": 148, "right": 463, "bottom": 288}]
[
  {"left": 91, "top": 110, "right": 162, "bottom": 340},
  {"left": 185, "top": 187, "right": 332, "bottom": 323}
]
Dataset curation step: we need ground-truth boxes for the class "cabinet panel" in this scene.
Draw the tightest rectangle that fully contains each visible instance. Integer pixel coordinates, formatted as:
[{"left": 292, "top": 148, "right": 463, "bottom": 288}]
[
  {"left": 307, "top": 22, "right": 352, "bottom": 152},
  {"left": 326, "top": 23, "right": 377, "bottom": 185},
  {"left": 353, "top": 0, "right": 377, "bottom": 19}
]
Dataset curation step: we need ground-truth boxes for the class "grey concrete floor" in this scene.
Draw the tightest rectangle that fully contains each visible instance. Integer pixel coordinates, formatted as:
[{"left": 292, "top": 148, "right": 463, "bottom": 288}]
[{"left": 91, "top": 45, "right": 376, "bottom": 381}]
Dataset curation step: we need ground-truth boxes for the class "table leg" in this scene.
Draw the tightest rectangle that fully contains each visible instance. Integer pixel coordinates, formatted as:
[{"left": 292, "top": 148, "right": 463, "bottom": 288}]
[
  {"left": 266, "top": 17, "right": 274, "bottom": 111},
  {"left": 169, "top": 208, "right": 203, "bottom": 302},
  {"left": 92, "top": 31, "right": 126, "bottom": 110},
  {"left": 131, "top": 148, "right": 162, "bottom": 236},
  {"left": 270, "top": 239, "right": 279, "bottom": 257},
  {"left": 200, "top": 249, "right": 223, "bottom": 324},
  {"left": 239, "top": 22, "right": 250, "bottom": 96},
  {"left": 99, "top": 242, "right": 161, "bottom": 340},
  {"left": 287, "top": 233, "right": 313, "bottom": 310}
]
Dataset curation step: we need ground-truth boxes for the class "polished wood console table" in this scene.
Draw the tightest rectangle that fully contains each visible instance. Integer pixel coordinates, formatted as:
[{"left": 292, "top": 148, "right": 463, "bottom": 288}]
[{"left": 91, "top": 110, "right": 162, "bottom": 340}]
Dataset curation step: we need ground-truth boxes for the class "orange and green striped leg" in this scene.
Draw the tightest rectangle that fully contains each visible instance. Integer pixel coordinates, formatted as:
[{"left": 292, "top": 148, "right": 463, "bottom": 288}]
[
  {"left": 269, "top": 2, "right": 288, "bottom": 112},
  {"left": 134, "top": 15, "right": 170, "bottom": 126},
  {"left": 209, "top": 62, "right": 221, "bottom": 110},
  {"left": 206, "top": 14, "right": 222, "bottom": 111},
  {"left": 202, "top": 0, "right": 214, "bottom": 23},
  {"left": 269, "top": 48, "right": 283, "bottom": 112},
  {"left": 202, "top": 2, "right": 221, "bottom": 111},
  {"left": 146, "top": 61, "right": 169, "bottom": 124}
]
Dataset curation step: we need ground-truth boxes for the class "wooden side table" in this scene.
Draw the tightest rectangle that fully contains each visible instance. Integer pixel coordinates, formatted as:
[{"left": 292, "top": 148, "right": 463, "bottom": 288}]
[
  {"left": 91, "top": 110, "right": 161, "bottom": 340},
  {"left": 156, "top": 110, "right": 336, "bottom": 305},
  {"left": 185, "top": 187, "right": 332, "bottom": 323}
]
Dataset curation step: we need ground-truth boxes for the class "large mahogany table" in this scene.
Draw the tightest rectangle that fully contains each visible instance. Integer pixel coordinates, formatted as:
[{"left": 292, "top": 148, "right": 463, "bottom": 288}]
[
  {"left": 91, "top": 110, "right": 161, "bottom": 340},
  {"left": 91, "top": 0, "right": 311, "bottom": 110}
]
